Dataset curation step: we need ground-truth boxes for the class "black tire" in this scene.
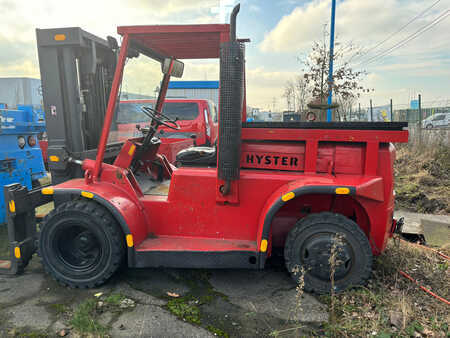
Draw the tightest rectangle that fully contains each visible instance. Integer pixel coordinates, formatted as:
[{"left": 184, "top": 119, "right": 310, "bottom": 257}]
[
  {"left": 426, "top": 124, "right": 433, "bottom": 129},
  {"left": 39, "top": 199, "right": 125, "bottom": 288},
  {"left": 284, "top": 212, "right": 372, "bottom": 294}
]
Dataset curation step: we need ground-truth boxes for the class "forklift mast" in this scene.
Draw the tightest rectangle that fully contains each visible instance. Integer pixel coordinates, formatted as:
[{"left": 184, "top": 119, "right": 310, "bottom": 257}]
[{"left": 36, "top": 28, "right": 121, "bottom": 184}]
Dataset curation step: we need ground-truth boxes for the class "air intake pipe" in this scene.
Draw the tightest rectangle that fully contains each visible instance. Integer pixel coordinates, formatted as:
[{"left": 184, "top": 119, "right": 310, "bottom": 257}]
[{"left": 218, "top": 4, "right": 244, "bottom": 195}]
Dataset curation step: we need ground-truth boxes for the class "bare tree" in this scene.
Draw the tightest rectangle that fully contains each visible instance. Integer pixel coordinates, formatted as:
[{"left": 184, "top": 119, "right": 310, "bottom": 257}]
[
  {"left": 296, "top": 27, "right": 372, "bottom": 120},
  {"left": 302, "top": 40, "right": 370, "bottom": 103},
  {"left": 294, "top": 75, "right": 308, "bottom": 113},
  {"left": 336, "top": 95, "right": 356, "bottom": 121},
  {"left": 283, "top": 80, "right": 296, "bottom": 111}
]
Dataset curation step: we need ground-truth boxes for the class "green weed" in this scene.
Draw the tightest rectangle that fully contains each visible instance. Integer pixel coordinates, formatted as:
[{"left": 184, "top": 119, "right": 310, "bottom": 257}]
[{"left": 70, "top": 298, "right": 106, "bottom": 335}]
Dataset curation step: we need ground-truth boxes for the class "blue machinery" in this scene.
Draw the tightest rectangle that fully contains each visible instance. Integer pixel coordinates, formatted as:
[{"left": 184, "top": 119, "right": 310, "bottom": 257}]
[{"left": 0, "top": 104, "right": 46, "bottom": 224}]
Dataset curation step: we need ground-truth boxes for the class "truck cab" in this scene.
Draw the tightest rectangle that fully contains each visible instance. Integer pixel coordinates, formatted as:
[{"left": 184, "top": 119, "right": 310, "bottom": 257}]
[{"left": 116, "top": 99, "right": 218, "bottom": 146}]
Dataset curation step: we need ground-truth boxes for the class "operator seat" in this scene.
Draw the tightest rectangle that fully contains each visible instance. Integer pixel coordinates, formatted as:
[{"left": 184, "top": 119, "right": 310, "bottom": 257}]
[{"left": 175, "top": 146, "right": 217, "bottom": 167}]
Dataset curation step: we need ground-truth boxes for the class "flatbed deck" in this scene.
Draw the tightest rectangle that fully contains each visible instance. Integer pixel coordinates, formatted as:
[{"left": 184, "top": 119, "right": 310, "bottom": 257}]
[{"left": 243, "top": 122, "right": 408, "bottom": 131}]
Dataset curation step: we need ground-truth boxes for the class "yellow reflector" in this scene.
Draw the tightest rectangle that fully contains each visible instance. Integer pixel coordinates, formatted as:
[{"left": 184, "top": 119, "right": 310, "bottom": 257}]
[
  {"left": 128, "top": 144, "right": 136, "bottom": 156},
  {"left": 126, "top": 235, "right": 134, "bottom": 247},
  {"left": 14, "top": 247, "right": 21, "bottom": 259},
  {"left": 54, "top": 34, "right": 66, "bottom": 41},
  {"left": 49, "top": 155, "right": 60, "bottom": 162},
  {"left": 81, "top": 191, "right": 94, "bottom": 199},
  {"left": 282, "top": 191, "right": 295, "bottom": 202},
  {"left": 41, "top": 187, "right": 54, "bottom": 195},
  {"left": 260, "top": 239, "right": 268, "bottom": 252},
  {"left": 8, "top": 200, "right": 15, "bottom": 213},
  {"left": 335, "top": 187, "right": 350, "bottom": 195}
]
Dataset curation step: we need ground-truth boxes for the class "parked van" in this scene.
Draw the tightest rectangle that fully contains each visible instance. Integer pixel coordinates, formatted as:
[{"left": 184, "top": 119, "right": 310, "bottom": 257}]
[{"left": 422, "top": 112, "right": 450, "bottom": 129}]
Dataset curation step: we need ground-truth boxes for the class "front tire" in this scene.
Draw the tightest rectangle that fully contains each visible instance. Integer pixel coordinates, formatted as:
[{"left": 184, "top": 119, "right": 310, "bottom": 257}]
[
  {"left": 284, "top": 212, "right": 372, "bottom": 294},
  {"left": 39, "top": 200, "right": 125, "bottom": 288}
]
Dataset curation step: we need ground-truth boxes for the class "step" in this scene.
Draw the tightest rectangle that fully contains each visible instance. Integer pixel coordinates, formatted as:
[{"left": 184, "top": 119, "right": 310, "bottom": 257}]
[{"left": 136, "top": 236, "right": 257, "bottom": 252}]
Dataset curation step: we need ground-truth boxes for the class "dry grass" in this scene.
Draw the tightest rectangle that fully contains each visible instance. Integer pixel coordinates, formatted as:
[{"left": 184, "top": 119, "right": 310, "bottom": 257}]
[
  {"left": 321, "top": 237, "right": 449, "bottom": 337},
  {"left": 395, "top": 144, "right": 450, "bottom": 214}
]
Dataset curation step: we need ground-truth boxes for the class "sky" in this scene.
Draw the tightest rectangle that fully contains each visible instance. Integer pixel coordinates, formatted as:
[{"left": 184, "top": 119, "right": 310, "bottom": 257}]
[{"left": 0, "top": 0, "right": 449, "bottom": 110}]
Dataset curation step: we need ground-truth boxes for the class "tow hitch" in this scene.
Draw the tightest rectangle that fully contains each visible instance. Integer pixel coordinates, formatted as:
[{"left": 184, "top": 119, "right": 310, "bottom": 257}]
[
  {"left": 394, "top": 217, "right": 427, "bottom": 245},
  {"left": 0, "top": 183, "right": 52, "bottom": 274}
]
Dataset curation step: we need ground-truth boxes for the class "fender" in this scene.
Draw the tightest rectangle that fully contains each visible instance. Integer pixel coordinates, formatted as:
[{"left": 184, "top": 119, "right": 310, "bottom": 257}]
[
  {"left": 256, "top": 176, "right": 384, "bottom": 268},
  {"left": 43, "top": 178, "right": 149, "bottom": 266}
]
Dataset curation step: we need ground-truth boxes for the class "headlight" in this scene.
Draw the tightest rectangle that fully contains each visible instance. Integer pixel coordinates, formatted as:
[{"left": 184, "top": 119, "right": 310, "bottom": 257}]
[
  {"left": 17, "top": 136, "right": 26, "bottom": 149},
  {"left": 28, "top": 135, "right": 36, "bottom": 147}
]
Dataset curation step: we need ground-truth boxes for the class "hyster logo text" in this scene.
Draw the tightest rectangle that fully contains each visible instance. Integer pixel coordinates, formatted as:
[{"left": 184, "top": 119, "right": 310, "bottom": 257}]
[{"left": 245, "top": 153, "right": 299, "bottom": 167}]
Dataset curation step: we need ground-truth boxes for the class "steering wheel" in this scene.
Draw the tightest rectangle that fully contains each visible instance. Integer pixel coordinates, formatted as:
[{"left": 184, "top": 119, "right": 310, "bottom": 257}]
[{"left": 141, "top": 106, "right": 180, "bottom": 130}]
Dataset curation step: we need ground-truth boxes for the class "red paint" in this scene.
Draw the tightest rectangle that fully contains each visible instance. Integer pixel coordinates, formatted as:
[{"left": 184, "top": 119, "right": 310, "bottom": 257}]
[
  {"left": 39, "top": 140, "right": 48, "bottom": 163},
  {"left": 117, "top": 25, "right": 230, "bottom": 59}
]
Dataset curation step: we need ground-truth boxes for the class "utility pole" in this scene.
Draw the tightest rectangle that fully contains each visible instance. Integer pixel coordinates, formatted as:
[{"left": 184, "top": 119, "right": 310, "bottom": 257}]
[
  {"left": 326, "top": 0, "right": 337, "bottom": 122},
  {"left": 358, "top": 102, "right": 361, "bottom": 120},
  {"left": 370, "top": 99, "right": 373, "bottom": 122}
]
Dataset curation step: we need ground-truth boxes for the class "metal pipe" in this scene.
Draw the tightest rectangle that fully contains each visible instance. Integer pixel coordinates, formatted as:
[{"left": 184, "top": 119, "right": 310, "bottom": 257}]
[
  {"left": 326, "top": 0, "right": 336, "bottom": 121},
  {"left": 93, "top": 34, "right": 129, "bottom": 180},
  {"left": 230, "top": 4, "right": 240, "bottom": 41}
]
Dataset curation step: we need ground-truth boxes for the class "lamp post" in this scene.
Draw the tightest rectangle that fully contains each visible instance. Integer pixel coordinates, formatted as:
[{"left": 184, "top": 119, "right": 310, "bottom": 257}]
[{"left": 326, "top": 0, "right": 336, "bottom": 122}]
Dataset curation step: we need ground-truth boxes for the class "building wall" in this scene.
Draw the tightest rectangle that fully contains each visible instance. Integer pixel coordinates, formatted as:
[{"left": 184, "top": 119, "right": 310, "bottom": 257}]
[{"left": 0, "top": 78, "right": 42, "bottom": 108}]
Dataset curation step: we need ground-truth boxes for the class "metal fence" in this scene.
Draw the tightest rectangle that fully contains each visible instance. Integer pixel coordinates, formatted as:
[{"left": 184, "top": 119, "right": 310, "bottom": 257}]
[{"left": 407, "top": 124, "right": 450, "bottom": 146}]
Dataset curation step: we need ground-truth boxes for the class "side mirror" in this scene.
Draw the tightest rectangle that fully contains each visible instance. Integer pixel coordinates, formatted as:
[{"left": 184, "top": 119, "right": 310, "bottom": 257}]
[{"left": 162, "top": 58, "right": 184, "bottom": 78}]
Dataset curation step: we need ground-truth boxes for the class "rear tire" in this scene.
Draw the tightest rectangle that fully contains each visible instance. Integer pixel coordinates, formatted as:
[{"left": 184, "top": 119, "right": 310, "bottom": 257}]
[
  {"left": 39, "top": 199, "right": 125, "bottom": 288},
  {"left": 284, "top": 212, "right": 372, "bottom": 294}
]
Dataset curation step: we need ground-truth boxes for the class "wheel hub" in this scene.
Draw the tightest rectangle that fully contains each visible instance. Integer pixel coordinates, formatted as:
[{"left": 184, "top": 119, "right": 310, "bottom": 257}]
[
  {"left": 55, "top": 225, "right": 101, "bottom": 270},
  {"left": 301, "top": 233, "right": 353, "bottom": 281}
]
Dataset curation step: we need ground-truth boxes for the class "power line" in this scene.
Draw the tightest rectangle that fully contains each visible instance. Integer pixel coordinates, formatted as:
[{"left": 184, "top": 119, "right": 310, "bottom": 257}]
[
  {"left": 350, "top": 0, "right": 441, "bottom": 65},
  {"left": 358, "top": 9, "right": 449, "bottom": 67}
]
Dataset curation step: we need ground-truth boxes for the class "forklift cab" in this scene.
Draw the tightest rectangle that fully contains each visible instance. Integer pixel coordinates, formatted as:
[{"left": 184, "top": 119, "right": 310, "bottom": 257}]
[{"left": 89, "top": 12, "right": 245, "bottom": 202}]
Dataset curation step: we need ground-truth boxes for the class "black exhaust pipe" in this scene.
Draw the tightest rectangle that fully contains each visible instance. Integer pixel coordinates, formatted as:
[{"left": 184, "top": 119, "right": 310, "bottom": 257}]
[
  {"left": 218, "top": 4, "right": 244, "bottom": 195},
  {"left": 230, "top": 4, "right": 240, "bottom": 41}
]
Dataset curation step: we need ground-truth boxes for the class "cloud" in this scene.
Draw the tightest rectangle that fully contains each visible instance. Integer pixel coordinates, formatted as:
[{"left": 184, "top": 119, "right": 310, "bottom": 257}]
[
  {"left": 129, "top": 0, "right": 218, "bottom": 16},
  {"left": 259, "top": 0, "right": 450, "bottom": 56},
  {"left": 246, "top": 67, "right": 294, "bottom": 109},
  {"left": 259, "top": 0, "right": 329, "bottom": 52}
]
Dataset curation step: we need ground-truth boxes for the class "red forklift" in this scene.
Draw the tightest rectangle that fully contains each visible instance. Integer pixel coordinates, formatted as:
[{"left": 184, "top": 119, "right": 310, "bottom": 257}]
[{"left": 2, "top": 5, "right": 408, "bottom": 293}]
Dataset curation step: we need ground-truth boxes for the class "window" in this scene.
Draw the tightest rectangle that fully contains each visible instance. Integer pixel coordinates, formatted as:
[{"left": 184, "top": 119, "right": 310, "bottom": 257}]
[
  {"left": 208, "top": 101, "right": 218, "bottom": 122},
  {"left": 433, "top": 115, "right": 445, "bottom": 121},
  {"left": 116, "top": 101, "right": 199, "bottom": 123}
]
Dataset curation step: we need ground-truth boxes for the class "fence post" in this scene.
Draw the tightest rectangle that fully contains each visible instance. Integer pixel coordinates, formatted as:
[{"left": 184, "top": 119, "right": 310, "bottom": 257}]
[
  {"left": 418, "top": 94, "right": 422, "bottom": 146},
  {"left": 390, "top": 99, "right": 393, "bottom": 122}
]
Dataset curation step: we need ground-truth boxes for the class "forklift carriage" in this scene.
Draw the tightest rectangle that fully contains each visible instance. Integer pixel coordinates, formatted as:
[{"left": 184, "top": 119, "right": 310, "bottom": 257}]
[{"left": 2, "top": 5, "right": 408, "bottom": 293}]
